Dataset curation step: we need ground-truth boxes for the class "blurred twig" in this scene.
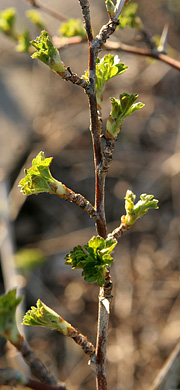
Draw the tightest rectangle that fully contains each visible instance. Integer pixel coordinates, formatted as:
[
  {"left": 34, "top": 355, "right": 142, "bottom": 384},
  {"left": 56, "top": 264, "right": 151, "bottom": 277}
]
[
  {"left": 25, "top": 0, "right": 68, "bottom": 22},
  {"left": 150, "top": 340, "right": 180, "bottom": 390}
]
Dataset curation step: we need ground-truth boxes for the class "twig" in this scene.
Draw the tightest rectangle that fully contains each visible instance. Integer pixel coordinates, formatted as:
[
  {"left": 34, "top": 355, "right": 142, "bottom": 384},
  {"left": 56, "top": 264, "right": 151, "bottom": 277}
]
[
  {"left": 49, "top": 182, "right": 97, "bottom": 219},
  {"left": 150, "top": 340, "right": 180, "bottom": 390},
  {"left": 104, "top": 41, "right": 180, "bottom": 72},
  {"left": 0, "top": 368, "right": 65, "bottom": 390},
  {"left": 108, "top": 219, "right": 130, "bottom": 240},
  {"left": 12, "top": 336, "right": 57, "bottom": 385},
  {"left": 25, "top": 0, "right": 68, "bottom": 22}
]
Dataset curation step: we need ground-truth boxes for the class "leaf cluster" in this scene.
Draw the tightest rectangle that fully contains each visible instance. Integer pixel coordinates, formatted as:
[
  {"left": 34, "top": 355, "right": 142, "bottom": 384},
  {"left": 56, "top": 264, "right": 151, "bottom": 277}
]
[
  {"left": 31, "top": 30, "right": 66, "bottom": 73},
  {"left": 19, "top": 151, "right": 54, "bottom": 195},
  {"left": 83, "top": 54, "right": 128, "bottom": 108},
  {"left": 106, "top": 93, "right": 144, "bottom": 138},
  {"left": 65, "top": 236, "right": 117, "bottom": 286},
  {"left": 23, "top": 300, "right": 72, "bottom": 335},
  {"left": 124, "top": 190, "right": 159, "bottom": 226},
  {"left": 59, "top": 18, "right": 86, "bottom": 39}
]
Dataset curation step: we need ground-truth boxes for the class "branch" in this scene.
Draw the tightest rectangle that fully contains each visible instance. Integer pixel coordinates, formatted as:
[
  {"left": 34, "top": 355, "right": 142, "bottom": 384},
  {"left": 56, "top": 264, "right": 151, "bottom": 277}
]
[
  {"left": 50, "top": 181, "right": 97, "bottom": 219},
  {"left": 150, "top": 340, "right": 180, "bottom": 390},
  {"left": 104, "top": 41, "right": 180, "bottom": 72},
  {"left": 25, "top": 0, "right": 68, "bottom": 21},
  {"left": 13, "top": 337, "right": 58, "bottom": 385},
  {"left": 0, "top": 368, "right": 65, "bottom": 390},
  {"left": 23, "top": 299, "right": 95, "bottom": 359}
]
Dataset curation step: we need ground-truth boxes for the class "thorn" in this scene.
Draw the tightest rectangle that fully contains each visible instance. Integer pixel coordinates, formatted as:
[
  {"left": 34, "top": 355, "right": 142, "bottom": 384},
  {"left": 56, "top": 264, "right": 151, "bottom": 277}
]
[{"left": 157, "top": 23, "right": 169, "bottom": 54}]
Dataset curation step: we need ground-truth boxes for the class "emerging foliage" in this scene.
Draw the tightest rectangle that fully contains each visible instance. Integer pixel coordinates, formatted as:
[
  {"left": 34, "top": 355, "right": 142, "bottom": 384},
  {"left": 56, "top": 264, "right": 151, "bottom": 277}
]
[
  {"left": 0, "top": 289, "right": 22, "bottom": 344},
  {"left": 65, "top": 236, "right": 117, "bottom": 286},
  {"left": 23, "top": 299, "right": 73, "bottom": 336},
  {"left": 106, "top": 93, "right": 144, "bottom": 138},
  {"left": 123, "top": 190, "right": 159, "bottom": 227},
  {"left": 31, "top": 30, "right": 66, "bottom": 74},
  {"left": 83, "top": 54, "right": 128, "bottom": 108},
  {"left": 19, "top": 151, "right": 66, "bottom": 196},
  {"left": 59, "top": 18, "right": 86, "bottom": 39}
]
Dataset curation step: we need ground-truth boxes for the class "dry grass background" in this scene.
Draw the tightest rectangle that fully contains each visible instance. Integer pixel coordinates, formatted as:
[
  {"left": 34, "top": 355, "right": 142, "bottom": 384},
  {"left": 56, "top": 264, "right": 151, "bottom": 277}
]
[{"left": 0, "top": 1, "right": 180, "bottom": 389}]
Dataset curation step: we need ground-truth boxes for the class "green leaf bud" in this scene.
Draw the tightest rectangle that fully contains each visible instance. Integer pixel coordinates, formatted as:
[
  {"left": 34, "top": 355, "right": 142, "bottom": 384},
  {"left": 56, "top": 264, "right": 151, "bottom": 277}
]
[
  {"left": 82, "top": 54, "right": 128, "bottom": 108},
  {"left": 31, "top": 31, "right": 66, "bottom": 74},
  {"left": 124, "top": 190, "right": 159, "bottom": 227},
  {"left": 23, "top": 299, "right": 74, "bottom": 336},
  {"left": 19, "top": 151, "right": 66, "bottom": 196},
  {"left": 106, "top": 93, "right": 144, "bottom": 138}
]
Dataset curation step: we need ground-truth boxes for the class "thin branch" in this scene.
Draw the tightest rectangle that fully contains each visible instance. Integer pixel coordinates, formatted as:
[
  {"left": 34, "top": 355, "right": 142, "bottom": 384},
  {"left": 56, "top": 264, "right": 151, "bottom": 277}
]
[
  {"left": 58, "top": 67, "right": 89, "bottom": 90},
  {"left": 0, "top": 368, "right": 65, "bottom": 390},
  {"left": 25, "top": 0, "right": 68, "bottom": 21},
  {"left": 108, "top": 219, "right": 130, "bottom": 240},
  {"left": 104, "top": 41, "right": 180, "bottom": 71},
  {"left": 12, "top": 336, "right": 57, "bottom": 385},
  {"left": 49, "top": 182, "right": 97, "bottom": 219},
  {"left": 150, "top": 340, "right": 180, "bottom": 390}
]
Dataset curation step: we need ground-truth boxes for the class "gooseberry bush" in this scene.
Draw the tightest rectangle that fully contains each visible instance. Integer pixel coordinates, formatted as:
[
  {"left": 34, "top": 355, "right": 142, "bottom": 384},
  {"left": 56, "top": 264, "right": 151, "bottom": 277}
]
[{"left": 1, "top": 1, "right": 179, "bottom": 390}]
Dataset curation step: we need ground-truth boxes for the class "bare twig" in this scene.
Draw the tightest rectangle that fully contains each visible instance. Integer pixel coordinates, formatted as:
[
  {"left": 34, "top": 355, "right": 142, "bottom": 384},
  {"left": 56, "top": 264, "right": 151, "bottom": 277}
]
[
  {"left": 104, "top": 41, "right": 180, "bottom": 72},
  {"left": 150, "top": 340, "right": 180, "bottom": 390},
  {"left": 49, "top": 182, "right": 97, "bottom": 219},
  {"left": 0, "top": 368, "right": 65, "bottom": 390},
  {"left": 25, "top": 0, "right": 68, "bottom": 22},
  {"left": 57, "top": 68, "right": 89, "bottom": 90},
  {"left": 12, "top": 336, "right": 57, "bottom": 385}
]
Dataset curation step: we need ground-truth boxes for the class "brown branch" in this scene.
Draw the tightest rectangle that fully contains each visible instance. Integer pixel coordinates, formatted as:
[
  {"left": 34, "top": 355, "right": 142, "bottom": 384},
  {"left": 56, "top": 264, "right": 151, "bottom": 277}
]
[
  {"left": 12, "top": 336, "right": 57, "bottom": 385},
  {"left": 104, "top": 41, "right": 180, "bottom": 72},
  {"left": 70, "top": 329, "right": 95, "bottom": 358},
  {"left": 25, "top": 0, "right": 68, "bottom": 21},
  {"left": 57, "top": 68, "right": 89, "bottom": 90},
  {"left": 102, "top": 137, "right": 117, "bottom": 173},
  {"left": 150, "top": 340, "right": 180, "bottom": 390},
  {"left": 49, "top": 182, "right": 97, "bottom": 219},
  {"left": 0, "top": 368, "right": 65, "bottom": 390},
  {"left": 108, "top": 219, "right": 130, "bottom": 240}
]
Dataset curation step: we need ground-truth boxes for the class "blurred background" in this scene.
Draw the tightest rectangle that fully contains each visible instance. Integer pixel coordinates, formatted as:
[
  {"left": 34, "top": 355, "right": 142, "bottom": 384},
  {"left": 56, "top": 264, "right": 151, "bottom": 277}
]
[{"left": 0, "top": 1, "right": 180, "bottom": 389}]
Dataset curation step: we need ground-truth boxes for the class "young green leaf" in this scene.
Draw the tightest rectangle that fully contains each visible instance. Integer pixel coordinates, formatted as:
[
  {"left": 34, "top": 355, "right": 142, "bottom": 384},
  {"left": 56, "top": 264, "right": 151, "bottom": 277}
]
[
  {"left": 118, "top": 3, "right": 142, "bottom": 29},
  {"left": 59, "top": 18, "right": 86, "bottom": 40},
  {"left": 0, "top": 8, "right": 16, "bottom": 36},
  {"left": 106, "top": 93, "right": 144, "bottom": 138},
  {"left": 26, "top": 10, "right": 45, "bottom": 30},
  {"left": 23, "top": 299, "right": 74, "bottom": 336},
  {"left": 123, "top": 190, "right": 159, "bottom": 227},
  {"left": 65, "top": 236, "right": 117, "bottom": 286},
  {"left": 0, "top": 289, "right": 22, "bottom": 344},
  {"left": 31, "top": 30, "right": 66, "bottom": 74},
  {"left": 83, "top": 54, "right": 128, "bottom": 108},
  {"left": 19, "top": 151, "right": 66, "bottom": 196}
]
